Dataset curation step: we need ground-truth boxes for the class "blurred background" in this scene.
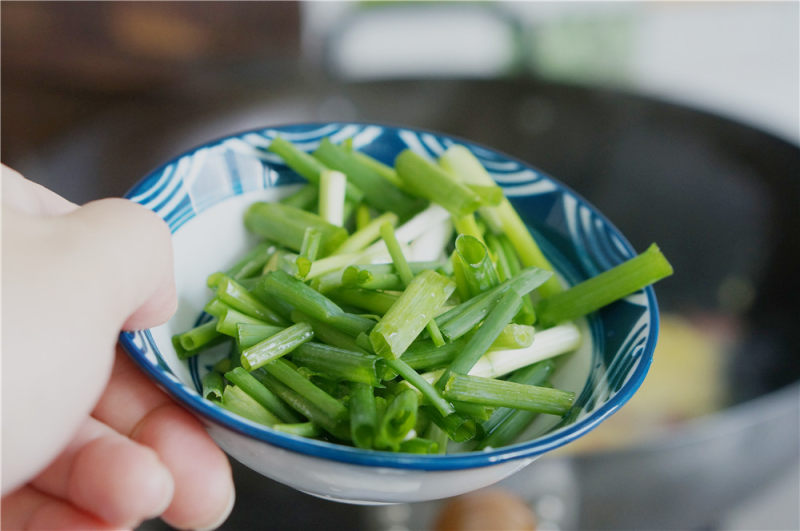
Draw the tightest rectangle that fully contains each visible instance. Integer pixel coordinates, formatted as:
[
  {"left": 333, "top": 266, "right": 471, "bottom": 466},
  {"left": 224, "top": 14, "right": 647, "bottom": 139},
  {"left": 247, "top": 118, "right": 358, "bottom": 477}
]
[{"left": 3, "top": 2, "right": 798, "bottom": 530}]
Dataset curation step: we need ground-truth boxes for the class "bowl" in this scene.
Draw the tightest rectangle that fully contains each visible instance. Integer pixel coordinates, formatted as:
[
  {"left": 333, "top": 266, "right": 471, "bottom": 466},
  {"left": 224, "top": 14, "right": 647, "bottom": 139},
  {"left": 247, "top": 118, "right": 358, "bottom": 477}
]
[{"left": 119, "top": 122, "right": 660, "bottom": 504}]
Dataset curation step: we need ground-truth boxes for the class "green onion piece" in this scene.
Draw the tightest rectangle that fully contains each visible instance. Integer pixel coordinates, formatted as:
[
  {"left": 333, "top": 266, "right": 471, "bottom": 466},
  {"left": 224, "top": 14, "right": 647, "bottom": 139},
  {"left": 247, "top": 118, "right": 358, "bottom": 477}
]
[
  {"left": 380, "top": 221, "right": 414, "bottom": 284},
  {"left": 489, "top": 324, "right": 535, "bottom": 350},
  {"left": 273, "top": 422, "right": 321, "bottom": 438},
  {"left": 425, "top": 422, "right": 449, "bottom": 454},
  {"left": 216, "top": 308, "right": 270, "bottom": 337},
  {"left": 334, "top": 211, "right": 399, "bottom": 255},
  {"left": 399, "top": 338, "right": 467, "bottom": 371},
  {"left": 375, "top": 389, "right": 418, "bottom": 450},
  {"left": 313, "top": 138, "right": 426, "bottom": 220},
  {"left": 355, "top": 203, "right": 372, "bottom": 230},
  {"left": 343, "top": 270, "right": 404, "bottom": 291},
  {"left": 252, "top": 370, "right": 349, "bottom": 440},
  {"left": 349, "top": 383, "right": 378, "bottom": 449},
  {"left": 398, "top": 437, "right": 439, "bottom": 454},
  {"left": 221, "top": 385, "right": 281, "bottom": 426},
  {"left": 466, "top": 184, "right": 504, "bottom": 206},
  {"left": 377, "top": 222, "right": 446, "bottom": 345},
  {"left": 244, "top": 202, "right": 348, "bottom": 257},
  {"left": 436, "top": 289, "right": 522, "bottom": 389},
  {"left": 224, "top": 242, "right": 275, "bottom": 280},
  {"left": 213, "top": 357, "right": 232, "bottom": 374},
  {"left": 257, "top": 270, "right": 373, "bottom": 337},
  {"left": 201, "top": 371, "right": 225, "bottom": 401},
  {"left": 438, "top": 144, "right": 561, "bottom": 296},
  {"left": 370, "top": 270, "right": 455, "bottom": 359},
  {"left": 280, "top": 184, "right": 319, "bottom": 210},
  {"left": 174, "top": 319, "right": 221, "bottom": 353},
  {"left": 204, "top": 298, "right": 231, "bottom": 319},
  {"left": 488, "top": 232, "right": 536, "bottom": 325},
  {"left": 290, "top": 342, "right": 381, "bottom": 386},
  {"left": 236, "top": 323, "right": 283, "bottom": 349},
  {"left": 494, "top": 201, "right": 562, "bottom": 296},
  {"left": 455, "top": 234, "right": 500, "bottom": 297},
  {"left": 327, "top": 288, "right": 398, "bottom": 316},
  {"left": 299, "top": 227, "right": 323, "bottom": 261},
  {"left": 452, "top": 401, "right": 493, "bottom": 422},
  {"left": 452, "top": 214, "right": 485, "bottom": 243},
  {"left": 427, "top": 323, "right": 580, "bottom": 381},
  {"left": 443, "top": 373, "right": 575, "bottom": 416},
  {"left": 224, "top": 367, "right": 302, "bottom": 423},
  {"left": 216, "top": 275, "right": 287, "bottom": 325},
  {"left": 384, "top": 358, "right": 454, "bottom": 417},
  {"left": 394, "top": 149, "right": 482, "bottom": 217},
  {"left": 424, "top": 407, "right": 476, "bottom": 443},
  {"left": 350, "top": 149, "right": 409, "bottom": 191},
  {"left": 267, "top": 136, "right": 363, "bottom": 202},
  {"left": 319, "top": 169, "right": 347, "bottom": 227},
  {"left": 536, "top": 243, "right": 673, "bottom": 326},
  {"left": 436, "top": 267, "right": 551, "bottom": 341},
  {"left": 480, "top": 360, "right": 555, "bottom": 440},
  {"left": 240, "top": 322, "right": 314, "bottom": 371},
  {"left": 296, "top": 227, "right": 323, "bottom": 278},
  {"left": 261, "top": 359, "right": 348, "bottom": 424},
  {"left": 290, "top": 311, "right": 368, "bottom": 355},
  {"left": 450, "top": 251, "right": 471, "bottom": 302}
]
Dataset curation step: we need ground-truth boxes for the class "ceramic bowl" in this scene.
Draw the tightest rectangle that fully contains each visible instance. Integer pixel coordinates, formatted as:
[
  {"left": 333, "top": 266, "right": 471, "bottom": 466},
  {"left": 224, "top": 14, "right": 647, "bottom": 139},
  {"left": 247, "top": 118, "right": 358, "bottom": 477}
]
[{"left": 120, "top": 122, "right": 660, "bottom": 504}]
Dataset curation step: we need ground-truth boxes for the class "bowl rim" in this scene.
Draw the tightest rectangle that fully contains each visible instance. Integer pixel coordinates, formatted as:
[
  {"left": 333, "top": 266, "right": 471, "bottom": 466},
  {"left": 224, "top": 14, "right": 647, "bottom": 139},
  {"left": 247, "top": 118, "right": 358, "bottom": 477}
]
[{"left": 120, "top": 120, "right": 659, "bottom": 471}]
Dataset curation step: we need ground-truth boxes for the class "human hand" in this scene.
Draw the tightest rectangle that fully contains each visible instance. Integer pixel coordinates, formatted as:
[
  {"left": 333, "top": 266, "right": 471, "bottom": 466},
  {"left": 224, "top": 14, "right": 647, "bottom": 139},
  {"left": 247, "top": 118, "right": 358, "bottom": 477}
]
[{"left": 1, "top": 165, "right": 235, "bottom": 529}]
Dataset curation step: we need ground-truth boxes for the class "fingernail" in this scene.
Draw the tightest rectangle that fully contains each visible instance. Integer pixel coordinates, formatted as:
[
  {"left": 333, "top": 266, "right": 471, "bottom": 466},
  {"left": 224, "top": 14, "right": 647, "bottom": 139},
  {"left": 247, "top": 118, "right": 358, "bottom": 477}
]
[{"left": 195, "top": 487, "right": 235, "bottom": 531}]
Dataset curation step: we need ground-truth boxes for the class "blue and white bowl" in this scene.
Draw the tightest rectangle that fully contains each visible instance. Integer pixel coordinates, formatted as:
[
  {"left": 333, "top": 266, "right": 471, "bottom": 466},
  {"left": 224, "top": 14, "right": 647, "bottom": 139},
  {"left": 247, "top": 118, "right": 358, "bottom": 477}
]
[{"left": 120, "top": 123, "right": 660, "bottom": 504}]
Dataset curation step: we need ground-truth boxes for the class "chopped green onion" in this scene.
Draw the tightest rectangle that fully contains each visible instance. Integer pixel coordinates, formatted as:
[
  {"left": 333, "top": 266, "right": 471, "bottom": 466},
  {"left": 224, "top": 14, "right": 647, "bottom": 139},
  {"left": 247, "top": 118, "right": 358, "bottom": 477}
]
[
  {"left": 216, "top": 308, "right": 270, "bottom": 337},
  {"left": 319, "top": 169, "right": 347, "bottom": 227},
  {"left": 375, "top": 389, "right": 418, "bottom": 450},
  {"left": 314, "top": 138, "right": 426, "bottom": 220},
  {"left": 370, "top": 270, "right": 455, "bottom": 359},
  {"left": 267, "top": 136, "right": 363, "bottom": 202},
  {"left": 245, "top": 202, "right": 348, "bottom": 257},
  {"left": 334, "top": 212, "right": 398, "bottom": 255},
  {"left": 236, "top": 323, "right": 283, "bottom": 349},
  {"left": 215, "top": 275, "right": 287, "bottom": 325},
  {"left": 201, "top": 371, "right": 225, "bottom": 401},
  {"left": 224, "top": 367, "right": 302, "bottom": 423},
  {"left": 290, "top": 342, "right": 381, "bottom": 386},
  {"left": 273, "top": 422, "right": 321, "bottom": 438},
  {"left": 455, "top": 234, "right": 500, "bottom": 297},
  {"left": 394, "top": 149, "right": 482, "bottom": 217},
  {"left": 443, "top": 373, "right": 575, "bottom": 415},
  {"left": 349, "top": 383, "right": 378, "bottom": 449},
  {"left": 221, "top": 385, "right": 281, "bottom": 426},
  {"left": 436, "top": 289, "right": 522, "bottom": 389},
  {"left": 261, "top": 359, "right": 348, "bottom": 425},
  {"left": 327, "top": 288, "right": 398, "bottom": 315},
  {"left": 240, "top": 322, "right": 314, "bottom": 371},
  {"left": 280, "top": 184, "right": 319, "bottom": 210},
  {"left": 174, "top": 319, "right": 221, "bottom": 353},
  {"left": 536, "top": 243, "right": 674, "bottom": 326}
]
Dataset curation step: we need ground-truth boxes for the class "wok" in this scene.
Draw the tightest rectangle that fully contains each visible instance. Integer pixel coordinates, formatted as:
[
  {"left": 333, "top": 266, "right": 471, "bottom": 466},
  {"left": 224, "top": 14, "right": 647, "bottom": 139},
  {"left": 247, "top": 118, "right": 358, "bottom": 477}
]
[{"left": 11, "top": 79, "right": 799, "bottom": 530}]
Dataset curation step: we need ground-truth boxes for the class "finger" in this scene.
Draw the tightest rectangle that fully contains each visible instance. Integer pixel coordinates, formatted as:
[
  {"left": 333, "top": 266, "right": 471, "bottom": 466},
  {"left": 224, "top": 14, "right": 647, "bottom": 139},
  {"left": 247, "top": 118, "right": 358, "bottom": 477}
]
[
  {"left": 94, "top": 350, "right": 234, "bottom": 530},
  {"left": 61, "top": 197, "right": 178, "bottom": 331},
  {"left": 31, "top": 416, "right": 174, "bottom": 528},
  {"left": 131, "top": 404, "right": 235, "bottom": 530},
  {"left": 2, "top": 199, "right": 176, "bottom": 493},
  {"left": 1, "top": 164, "right": 78, "bottom": 215},
  {"left": 1, "top": 486, "right": 114, "bottom": 530}
]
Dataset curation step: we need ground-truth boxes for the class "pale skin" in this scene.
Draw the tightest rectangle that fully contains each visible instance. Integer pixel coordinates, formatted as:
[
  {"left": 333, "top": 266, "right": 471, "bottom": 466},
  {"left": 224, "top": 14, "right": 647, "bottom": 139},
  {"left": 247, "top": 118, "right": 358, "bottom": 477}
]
[{"left": 1, "top": 165, "right": 235, "bottom": 529}]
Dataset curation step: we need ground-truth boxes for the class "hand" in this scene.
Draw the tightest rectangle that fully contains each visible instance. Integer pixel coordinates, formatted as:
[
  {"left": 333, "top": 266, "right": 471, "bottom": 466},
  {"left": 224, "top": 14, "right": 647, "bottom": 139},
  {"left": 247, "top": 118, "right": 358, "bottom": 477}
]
[{"left": 1, "top": 165, "right": 235, "bottom": 529}]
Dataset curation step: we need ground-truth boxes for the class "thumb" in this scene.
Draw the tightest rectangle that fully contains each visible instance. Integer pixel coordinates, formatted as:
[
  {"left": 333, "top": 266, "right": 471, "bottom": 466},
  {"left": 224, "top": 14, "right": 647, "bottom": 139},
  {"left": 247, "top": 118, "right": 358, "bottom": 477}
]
[
  {"left": 1, "top": 198, "right": 177, "bottom": 493},
  {"left": 62, "top": 198, "right": 177, "bottom": 331}
]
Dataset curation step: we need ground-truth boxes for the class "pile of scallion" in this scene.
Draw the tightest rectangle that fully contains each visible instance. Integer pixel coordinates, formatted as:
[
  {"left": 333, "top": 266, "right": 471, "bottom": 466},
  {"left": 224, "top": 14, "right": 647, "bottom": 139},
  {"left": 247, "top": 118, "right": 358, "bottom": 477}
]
[{"left": 172, "top": 137, "right": 673, "bottom": 453}]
